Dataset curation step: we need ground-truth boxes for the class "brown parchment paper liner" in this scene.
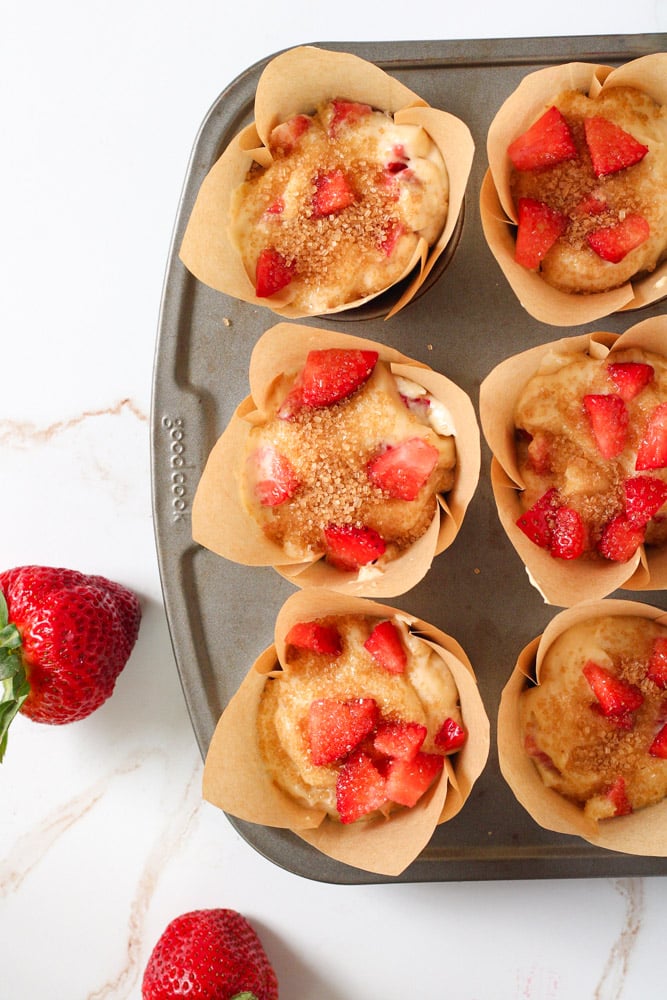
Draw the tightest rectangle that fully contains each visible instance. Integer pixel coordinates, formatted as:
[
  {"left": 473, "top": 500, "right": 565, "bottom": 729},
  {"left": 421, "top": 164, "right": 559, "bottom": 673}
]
[
  {"left": 479, "top": 315, "right": 667, "bottom": 607},
  {"left": 480, "top": 53, "right": 667, "bottom": 326},
  {"left": 178, "top": 45, "right": 474, "bottom": 320},
  {"left": 202, "top": 589, "right": 490, "bottom": 876},
  {"left": 192, "top": 322, "right": 481, "bottom": 597},
  {"left": 498, "top": 598, "right": 667, "bottom": 855}
]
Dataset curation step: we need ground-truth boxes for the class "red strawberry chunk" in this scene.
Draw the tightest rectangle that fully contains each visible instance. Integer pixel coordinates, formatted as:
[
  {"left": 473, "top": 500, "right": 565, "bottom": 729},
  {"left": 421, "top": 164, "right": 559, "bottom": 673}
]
[
  {"left": 583, "top": 116, "right": 649, "bottom": 177},
  {"left": 515, "top": 487, "right": 561, "bottom": 550},
  {"left": 524, "top": 728, "right": 559, "bottom": 773},
  {"left": 269, "top": 113, "right": 311, "bottom": 154},
  {"left": 636, "top": 402, "right": 667, "bottom": 471},
  {"left": 255, "top": 247, "right": 295, "bottom": 297},
  {"left": 526, "top": 431, "right": 553, "bottom": 474},
  {"left": 550, "top": 505, "right": 586, "bottom": 560},
  {"left": 606, "top": 775, "right": 633, "bottom": 816},
  {"left": 606, "top": 361, "right": 654, "bottom": 401},
  {"left": 649, "top": 722, "right": 667, "bottom": 758},
  {"left": 434, "top": 717, "right": 467, "bottom": 753},
  {"left": 300, "top": 348, "right": 379, "bottom": 408},
  {"left": 373, "top": 720, "right": 427, "bottom": 760},
  {"left": 249, "top": 445, "right": 300, "bottom": 507},
  {"left": 583, "top": 660, "right": 644, "bottom": 721},
  {"left": 575, "top": 193, "right": 607, "bottom": 216},
  {"left": 285, "top": 620, "right": 342, "bottom": 656},
  {"left": 367, "top": 437, "right": 439, "bottom": 501},
  {"left": 647, "top": 637, "right": 667, "bottom": 689},
  {"left": 323, "top": 523, "right": 386, "bottom": 571},
  {"left": 385, "top": 751, "right": 444, "bottom": 808},
  {"left": 587, "top": 213, "right": 650, "bottom": 263},
  {"left": 308, "top": 698, "right": 378, "bottom": 766},
  {"left": 311, "top": 169, "right": 355, "bottom": 217},
  {"left": 364, "top": 620, "right": 407, "bottom": 674},
  {"left": 515, "top": 197, "right": 568, "bottom": 269},
  {"left": 507, "top": 106, "right": 578, "bottom": 171},
  {"left": 583, "top": 393, "right": 628, "bottom": 459},
  {"left": 379, "top": 219, "right": 405, "bottom": 256},
  {"left": 328, "top": 99, "right": 372, "bottom": 136},
  {"left": 623, "top": 476, "right": 667, "bottom": 526},
  {"left": 336, "top": 748, "right": 388, "bottom": 823},
  {"left": 597, "top": 514, "right": 645, "bottom": 562}
]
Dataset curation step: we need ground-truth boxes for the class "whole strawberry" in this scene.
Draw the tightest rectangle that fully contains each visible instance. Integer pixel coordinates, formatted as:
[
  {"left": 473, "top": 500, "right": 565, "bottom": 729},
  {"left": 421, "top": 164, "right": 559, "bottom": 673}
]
[
  {"left": 0, "top": 565, "right": 141, "bottom": 759},
  {"left": 142, "top": 908, "right": 279, "bottom": 1000}
]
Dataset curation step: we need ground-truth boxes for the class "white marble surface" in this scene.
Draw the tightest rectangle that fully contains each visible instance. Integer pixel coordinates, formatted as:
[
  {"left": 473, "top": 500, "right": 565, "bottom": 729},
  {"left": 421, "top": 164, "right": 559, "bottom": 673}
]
[{"left": 2, "top": 3, "right": 667, "bottom": 997}]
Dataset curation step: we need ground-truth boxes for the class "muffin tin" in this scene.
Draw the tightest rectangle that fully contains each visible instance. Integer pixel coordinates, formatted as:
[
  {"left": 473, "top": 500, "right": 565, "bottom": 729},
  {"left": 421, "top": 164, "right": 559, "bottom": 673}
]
[{"left": 151, "top": 33, "right": 667, "bottom": 884}]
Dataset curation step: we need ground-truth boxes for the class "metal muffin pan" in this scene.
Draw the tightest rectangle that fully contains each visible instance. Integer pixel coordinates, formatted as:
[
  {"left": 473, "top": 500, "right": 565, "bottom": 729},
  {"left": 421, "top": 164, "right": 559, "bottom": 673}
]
[{"left": 151, "top": 33, "right": 667, "bottom": 884}]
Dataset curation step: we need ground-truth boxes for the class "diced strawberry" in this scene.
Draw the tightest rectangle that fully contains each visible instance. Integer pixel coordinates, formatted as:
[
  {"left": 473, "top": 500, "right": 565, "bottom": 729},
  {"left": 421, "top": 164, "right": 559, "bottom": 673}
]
[
  {"left": 336, "top": 748, "right": 387, "bottom": 823},
  {"left": 515, "top": 487, "right": 561, "bottom": 549},
  {"left": 385, "top": 160, "right": 409, "bottom": 175},
  {"left": 385, "top": 752, "right": 444, "bottom": 808},
  {"left": 434, "top": 717, "right": 467, "bottom": 753},
  {"left": 586, "top": 213, "right": 650, "bottom": 263},
  {"left": 597, "top": 514, "right": 645, "bottom": 562},
  {"left": 507, "top": 106, "right": 578, "bottom": 171},
  {"left": 400, "top": 393, "right": 430, "bottom": 419},
  {"left": 255, "top": 247, "right": 295, "bottom": 297},
  {"left": 269, "top": 114, "right": 311, "bottom": 154},
  {"left": 285, "top": 620, "right": 342, "bottom": 656},
  {"left": 514, "top": 197, "right": 568, "bottom": 269},
  {"left": 311, "top": 169, "right": 355, "bottom": 218},
  {"left": 647, "top": 637, "right": 667, "bottom": 689},
  {"left": 366, "top": 437, "right": 439, "bottom": 501},
  {"left": 526, "top": 431, "right": 552, "bottom": 474},
  {"left": 263, "top": 198, "right": 284, "bottom": 217},
  {"left": 328, "top": 99, "right": 373, "bottom": 136},
  {"left": 605, "top": 775, "right": 633, "bottom": 816},
  {"left": 583, "top": 660, "right": 644, "bottom": 721},
  {"left": 550, "top": 505, "right": 586, "bottom": 560},
  {"left": 373, "top": 720, "right": 427, "bottom": 760},
  {"left": 574, "top": 193, "right": 607, "bottom": 216},
  {"left": 636, "top": 402, "right": 667, "bottom": 471},
  {"left": 583, "top": 393, "right": 628, "bottom": 459},
  {"left": 308, "top": 698, "right": 378, "bottom": 766},
  {"left": 300, "top": 348, "right": 379, "bottom": 408},
  {"left": 583, "top": 116, "right": 649, "bottom": 177},
  {"left": 623, "top": 476, "right": 667, "bottom": 525},
  {"left": 249, "top": 445, "right": 300, "bottom": 507},
  {"left": 364, "top": 620, "right": 408, "bottom": 674},
  {"left": 379, "top": 219, "right": 405, "bottom": 256},
  {"left": 524, "top": 728, "right": 559, "bottom": 773},
  {"left": 606, "top": 361, "right": 654, "bottom": 401},
  {"left": 323, "top": 523, "right": 386, "bottom": 571},
  {"left": 649, "top": 721, "right": 667, "bottom": 758}
]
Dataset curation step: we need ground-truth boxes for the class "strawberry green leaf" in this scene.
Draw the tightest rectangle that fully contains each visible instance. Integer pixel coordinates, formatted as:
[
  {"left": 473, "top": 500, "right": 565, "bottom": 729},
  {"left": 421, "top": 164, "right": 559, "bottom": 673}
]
[{"left": 0, "top": 590, "right": 30, "bottom": 762}]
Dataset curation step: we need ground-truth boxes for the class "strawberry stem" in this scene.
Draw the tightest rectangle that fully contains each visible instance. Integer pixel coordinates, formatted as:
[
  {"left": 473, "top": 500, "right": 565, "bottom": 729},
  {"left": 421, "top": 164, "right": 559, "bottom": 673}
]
[{"left": 0, "top": 590, "right": 30, "bottom": 762}]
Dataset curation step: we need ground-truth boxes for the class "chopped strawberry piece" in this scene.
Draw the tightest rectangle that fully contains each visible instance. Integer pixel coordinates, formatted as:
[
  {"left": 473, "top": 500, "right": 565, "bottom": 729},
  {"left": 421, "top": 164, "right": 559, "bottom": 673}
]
[
  {"left": 269, "top": 114, "right": 311, "bottom": 154},
  {"left": 515, "top": 487, "right": 561, "bottom": 550},
  {"left": 649, "top": 721, "right": 667, "bottom": 758},
  {"left": 311, "top": 169, "right": 355, "bottom": 218},
  {"left": 285, "top": 620, "right": 342, "bottom": 656},
  {"left": 583, "top": 116, "right": 649, "bottom": 177},
  {"left": 606, "top": 361, "right": 654, "bottom": 401},
  {"left": 385, "top": 752, "right": 444, "bottom": 808},
  {"left": 300, "top": 348, "right": 379, "bottom": 408},
  {"left": 587, "top": 213, "right": 650, "bottom": 263},
  {"left": 647, "top": 637, "right": 667, "bottom": 689},
  {"left": 323, "top": 523, "right": 386, "bottom": 571},
  {"left": 597, "top": 514, "right": 645, "bottom": 562},
  {"left": 386, "top": 160, "right": 409, "bottom": 175},
  {"left": 514, "top": 198, "right": 568, "bottom": 269},
  {"left": 524, "top": 729, "right": 559, "bottom": 773},
  {"left": 434, "top": 717, "right": 467, "bottom": 753},
  {"left": 249, "top": 445, "right": 300, "bottom": 507},
  {"left": 583, "top": 660, "right": 644, "bottom": 721},
  {"left": 373, "top": 720, "right": 427, "bottom": 760},
  {"left": 550, "top": 505, "right": 586, "bottom": 560},
  {"left": 364, "top": 620, "right": 408, "bottom": 674},
  {"left": 583, "top": 393, "right": 628, "bottom": 459},
  {"left": 263, "top": 198, "right": 284, "bottom": 216},
  {"left": 379, "top": 219, "right": 404, "bottom": 256},
  {"left": 255, "top": 247, "right": 295, "bottom": 297},
  {"left": 526, "top": 431, "right": 553, "bottom": 474},
  {"left": 328, "top": 99, "right": 373, "bottom": 136},
  {"left": 308, "top": 698, "right": 378, "bottom": 766},
  {"left": 400, "top": 393, "right": 430, "bottom": 419},
  {"left": 606, "top": 776, "right": 633, "bottom": 816},
  {"left": 636, "top": 402, "right": 667, "bottom": 471},
  {"left": 507, "top": 106, "right": 578, "bottom": 171},
  {"left": 574, "top": 193, "right": 607, "bottom": 215},
  {"left": 336, "top": 749, "right": 387, "bottom": 823},
  {"left": 623, "top": 476, "right": 667, "bottom": 525},
  {"left": 367, "top": 437, "right": 439, "bottom": 501}
]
